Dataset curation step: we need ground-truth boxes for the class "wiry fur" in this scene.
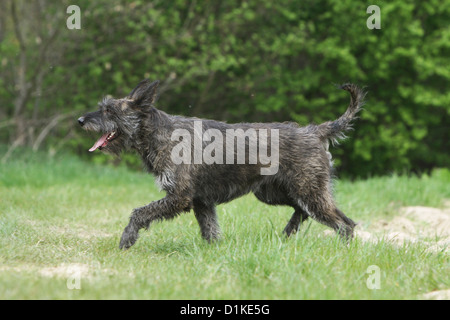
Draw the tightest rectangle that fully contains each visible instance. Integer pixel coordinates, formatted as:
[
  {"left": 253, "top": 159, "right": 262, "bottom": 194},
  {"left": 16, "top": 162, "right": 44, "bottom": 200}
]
[
  {"left": 78, "top": 79, "right": 366, "bottom": 249},
  {"left": 317, "top": 83, "right": 366, "bottom": 145}
]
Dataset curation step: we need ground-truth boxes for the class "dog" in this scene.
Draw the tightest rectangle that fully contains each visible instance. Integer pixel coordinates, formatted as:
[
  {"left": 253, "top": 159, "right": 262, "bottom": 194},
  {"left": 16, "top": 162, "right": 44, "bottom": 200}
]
[{"left": 78, "top": 79, "right": 365, "bottom": 249}]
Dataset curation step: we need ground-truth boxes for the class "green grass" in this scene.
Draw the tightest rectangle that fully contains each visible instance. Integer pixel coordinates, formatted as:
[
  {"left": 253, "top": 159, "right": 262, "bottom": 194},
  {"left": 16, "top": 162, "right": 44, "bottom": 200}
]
[{"left": 0, "top": 148, "right": 449, "bottom": 299}]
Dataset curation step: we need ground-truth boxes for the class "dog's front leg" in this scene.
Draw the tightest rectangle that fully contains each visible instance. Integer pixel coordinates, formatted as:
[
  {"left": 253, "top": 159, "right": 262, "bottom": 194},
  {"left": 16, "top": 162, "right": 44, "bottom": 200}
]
[{"left": 119, "top": 195, "right": 192, "bottom": 249}]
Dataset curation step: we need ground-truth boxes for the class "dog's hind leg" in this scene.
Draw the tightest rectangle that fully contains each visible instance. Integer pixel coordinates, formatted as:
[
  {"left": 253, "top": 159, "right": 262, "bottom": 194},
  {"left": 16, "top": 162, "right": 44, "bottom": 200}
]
[
  {"left": 253, "top": 185, "right": 309, "bottom": 237},
  {"left": 331, "top": 207, "right": 357, "bottom": 240},
  {"left": 283, "top": 207, "right": 309, "bottom": 237},
  {"left": 193, "top": 199, "right": 221, "bottom": 242},
  {"left": 293, "top": 186, "right": 356, "bottom": 241}
]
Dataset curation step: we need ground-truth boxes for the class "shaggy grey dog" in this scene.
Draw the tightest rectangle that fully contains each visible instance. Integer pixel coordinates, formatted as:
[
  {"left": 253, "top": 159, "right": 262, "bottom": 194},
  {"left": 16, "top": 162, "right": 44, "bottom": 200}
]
[{"left": 78, "top": 80, "right": 365, "bottom": 249}]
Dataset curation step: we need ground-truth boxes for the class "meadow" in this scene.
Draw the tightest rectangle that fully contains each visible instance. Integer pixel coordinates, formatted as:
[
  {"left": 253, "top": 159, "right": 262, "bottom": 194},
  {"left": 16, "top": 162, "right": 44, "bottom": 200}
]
[{"left": 0, "top": 148, "right": 448, "bottom": 299}]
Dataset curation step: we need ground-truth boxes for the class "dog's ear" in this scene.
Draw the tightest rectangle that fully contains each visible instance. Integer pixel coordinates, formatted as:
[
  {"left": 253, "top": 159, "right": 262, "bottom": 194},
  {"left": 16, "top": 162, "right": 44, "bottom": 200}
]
[{"left": 129, "top": 79, "right": 160, "bottom": 107}]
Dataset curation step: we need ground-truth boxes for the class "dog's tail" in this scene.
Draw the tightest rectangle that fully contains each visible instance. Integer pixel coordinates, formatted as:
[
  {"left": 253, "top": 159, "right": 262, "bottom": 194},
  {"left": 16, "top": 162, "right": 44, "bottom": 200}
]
[{"left": 316, "top": 83, "right": 366, "bottom": 145}]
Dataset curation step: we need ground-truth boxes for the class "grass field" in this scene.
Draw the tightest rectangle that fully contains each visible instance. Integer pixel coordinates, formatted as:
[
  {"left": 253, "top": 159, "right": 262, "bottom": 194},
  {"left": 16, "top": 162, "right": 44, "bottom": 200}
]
[{"left": 0, "top": 148, "right": 449, "bottom": 299}]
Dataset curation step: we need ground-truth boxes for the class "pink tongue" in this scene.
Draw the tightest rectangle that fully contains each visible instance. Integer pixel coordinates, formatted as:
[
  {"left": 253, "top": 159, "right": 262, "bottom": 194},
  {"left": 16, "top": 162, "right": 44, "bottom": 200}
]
[{"left": 89, "top": 133, "right": 109, "bottom": 152}]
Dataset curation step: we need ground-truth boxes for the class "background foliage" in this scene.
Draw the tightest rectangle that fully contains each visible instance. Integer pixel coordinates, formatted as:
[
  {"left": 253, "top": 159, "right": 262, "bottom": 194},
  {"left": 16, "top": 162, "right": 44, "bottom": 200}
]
[{"left": 0, "top": 0, "right": 449, "bottom": 177}]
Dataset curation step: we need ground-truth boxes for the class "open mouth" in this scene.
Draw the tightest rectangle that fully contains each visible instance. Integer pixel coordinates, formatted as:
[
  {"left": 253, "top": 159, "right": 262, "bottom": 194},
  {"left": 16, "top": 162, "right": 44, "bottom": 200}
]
[{"left": 89, "top": 131, "right": 118, "bottom": 152}]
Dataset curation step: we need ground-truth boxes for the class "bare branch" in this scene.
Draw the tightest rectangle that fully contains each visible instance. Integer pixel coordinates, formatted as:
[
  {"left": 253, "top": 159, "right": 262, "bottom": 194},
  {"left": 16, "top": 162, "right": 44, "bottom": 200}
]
[
  {"left": 10, "top": 0, "right": 26, "bottom": 51},
  {"left": 32, "top": 112, "right": 77, "bottom": 151}
]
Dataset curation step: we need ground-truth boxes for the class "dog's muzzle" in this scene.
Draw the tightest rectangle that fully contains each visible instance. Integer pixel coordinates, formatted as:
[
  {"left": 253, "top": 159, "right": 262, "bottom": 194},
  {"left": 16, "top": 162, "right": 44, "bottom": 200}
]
[{"left": 78, "top": 117, "right": 85, "bottom": 126}]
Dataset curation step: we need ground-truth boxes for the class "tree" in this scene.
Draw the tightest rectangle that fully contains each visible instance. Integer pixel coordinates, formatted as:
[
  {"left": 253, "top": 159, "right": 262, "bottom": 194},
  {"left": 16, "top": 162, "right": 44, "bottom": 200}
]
[{"left": 1, "top": 0, "right": 449, "bottom": 176}]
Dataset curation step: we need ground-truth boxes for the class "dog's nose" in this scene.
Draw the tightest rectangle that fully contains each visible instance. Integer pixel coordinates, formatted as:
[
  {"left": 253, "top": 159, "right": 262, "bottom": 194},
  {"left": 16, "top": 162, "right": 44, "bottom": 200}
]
[{"left": 78, "top": 117, "right": 85, "bottom": 126}]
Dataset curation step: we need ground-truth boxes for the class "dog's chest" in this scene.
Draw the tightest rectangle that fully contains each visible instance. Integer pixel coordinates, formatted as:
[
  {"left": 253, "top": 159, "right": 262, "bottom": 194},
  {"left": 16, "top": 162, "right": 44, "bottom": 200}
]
[{"left": 155, "top": 170, "right": 175, "bottom": 192}]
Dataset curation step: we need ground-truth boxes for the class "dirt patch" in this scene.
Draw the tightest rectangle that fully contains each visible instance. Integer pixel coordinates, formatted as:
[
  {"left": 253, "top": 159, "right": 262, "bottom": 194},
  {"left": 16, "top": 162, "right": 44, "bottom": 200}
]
[
  {"left": 352, "top": 204, "right": 450, "bottom": 299},
  {"left": 421, "top": 289, "right": 450, "bottom": 300},
  {"left": 0, "top": 263, "right": 91, "bottom": 278},
  {"left": 39, "top": 263, "right": 90, "bottom": 278},
  {"left": 354, "top": 203, "right": 450, "bottom": 253}
]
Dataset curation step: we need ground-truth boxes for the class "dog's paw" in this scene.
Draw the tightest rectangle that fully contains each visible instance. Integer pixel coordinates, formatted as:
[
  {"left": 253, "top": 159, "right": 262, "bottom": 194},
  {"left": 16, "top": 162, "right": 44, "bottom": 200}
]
[{"left": 119, "top": 225, "right": 138, "bottom": 250}]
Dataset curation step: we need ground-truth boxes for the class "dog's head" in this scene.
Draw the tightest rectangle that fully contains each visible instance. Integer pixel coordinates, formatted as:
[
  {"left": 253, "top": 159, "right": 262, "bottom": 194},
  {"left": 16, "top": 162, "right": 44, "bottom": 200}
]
[{"left": 78, "top": 79, "right": 159, "bottom": 155}]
